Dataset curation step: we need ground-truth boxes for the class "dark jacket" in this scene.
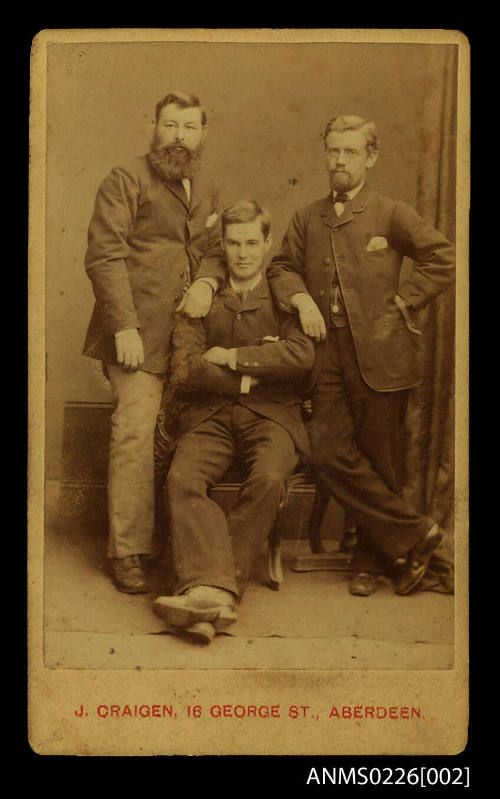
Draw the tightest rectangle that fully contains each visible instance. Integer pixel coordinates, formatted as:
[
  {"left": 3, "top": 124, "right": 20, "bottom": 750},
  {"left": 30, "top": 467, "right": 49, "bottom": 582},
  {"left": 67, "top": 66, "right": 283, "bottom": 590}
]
[
  {"left": 266, "top": 185, "right": 456, "bottom": 392},
  {"left": 82, "top": 154, "right": 221, "bottom": 374},
  {"left": 197, "top": 184, "right": 456, "bottom": 392},
  {"left": 168, "top": 276, "right": 315, "bottom": 455}
]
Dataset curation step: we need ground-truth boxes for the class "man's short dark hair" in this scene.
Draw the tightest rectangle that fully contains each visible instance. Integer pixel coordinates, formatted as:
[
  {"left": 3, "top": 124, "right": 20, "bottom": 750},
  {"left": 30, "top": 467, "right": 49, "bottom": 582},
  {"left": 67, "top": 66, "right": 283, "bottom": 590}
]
[
  {"left": 322, "top": 115, "right": 379, "bottom": 156},
  {"left": 155, "top": 91, "right": 207, "bottom": 126},
  {"left": 222, "top": 199, "right": 271, "bottom": 240}
]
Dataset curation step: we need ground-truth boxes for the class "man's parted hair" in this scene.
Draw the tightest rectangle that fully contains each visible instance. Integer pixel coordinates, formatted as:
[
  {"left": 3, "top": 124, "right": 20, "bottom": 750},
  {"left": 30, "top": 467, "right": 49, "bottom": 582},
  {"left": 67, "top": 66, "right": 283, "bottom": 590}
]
[
  {"left": 222, "top": 199, "right": 271, "bottom": 240},
  {"left": 323, "top": 115, "right": 379, "bottom": 156},
  {"left": 155, "top": 91, "right": 207, "bottom": 126}
]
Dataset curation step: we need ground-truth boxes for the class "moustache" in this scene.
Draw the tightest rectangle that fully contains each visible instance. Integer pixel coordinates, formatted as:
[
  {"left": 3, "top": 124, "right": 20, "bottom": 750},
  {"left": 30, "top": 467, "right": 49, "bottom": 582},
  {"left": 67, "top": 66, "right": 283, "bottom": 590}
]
[{"left": 156, "top": 143, "right": 190, "bottom": 156}]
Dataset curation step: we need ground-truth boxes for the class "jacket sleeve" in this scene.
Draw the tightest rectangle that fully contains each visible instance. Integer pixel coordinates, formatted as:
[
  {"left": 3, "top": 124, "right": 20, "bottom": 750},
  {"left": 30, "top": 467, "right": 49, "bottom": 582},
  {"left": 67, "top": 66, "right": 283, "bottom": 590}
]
[
  {"left": 233, "top": 312, "right": 315, "bottom": 381},
  {"left": 266, "top": 210, "right": 311, "bottom": 308},
  {"left": 192, "top": 197, "right": 227, "bottom": 284},
  {"left": 84, "top": 165, "right": 140, "bottom": 334},
  {"left": 392, "top": 201, "right": 456, "bottom": 311},
  {"left": 170, "top": 315, "right": 243, "bottom": 398}
]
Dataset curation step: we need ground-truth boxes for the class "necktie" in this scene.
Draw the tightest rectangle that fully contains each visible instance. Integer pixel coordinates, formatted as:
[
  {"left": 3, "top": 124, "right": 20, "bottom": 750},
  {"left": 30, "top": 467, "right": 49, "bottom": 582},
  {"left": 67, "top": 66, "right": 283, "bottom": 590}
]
[{"left": 334, "top": 193, "right": 349, "bottom": 217}]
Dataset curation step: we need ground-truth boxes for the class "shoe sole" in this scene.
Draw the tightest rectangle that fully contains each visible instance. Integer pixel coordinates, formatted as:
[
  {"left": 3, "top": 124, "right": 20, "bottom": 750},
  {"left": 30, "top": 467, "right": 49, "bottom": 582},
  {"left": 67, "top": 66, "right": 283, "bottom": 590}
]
[
  {"left": 153, "top": 598, "right": 220, "bottom": 627},
  {"left": 153, "top": 597, "right": 238, "bottom": 629},
  {"left": 395, "top": 530, "right": 443, "bottom": 595},
  {"left": 115, "top": 582, "right": 149, "bottom": 594},
  {"left": 176, "top": 612, "right": 238, "bottom": 644},
  {"left": 395, "top": 565, "right": 425, "bottom": 595}
]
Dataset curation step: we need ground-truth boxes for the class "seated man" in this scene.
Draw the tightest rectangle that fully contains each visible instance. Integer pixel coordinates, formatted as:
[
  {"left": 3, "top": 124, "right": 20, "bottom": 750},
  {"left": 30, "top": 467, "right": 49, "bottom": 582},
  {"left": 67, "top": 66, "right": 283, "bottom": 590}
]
[{"left": 153, "top": 199, "right": 315, "bottom": 641}]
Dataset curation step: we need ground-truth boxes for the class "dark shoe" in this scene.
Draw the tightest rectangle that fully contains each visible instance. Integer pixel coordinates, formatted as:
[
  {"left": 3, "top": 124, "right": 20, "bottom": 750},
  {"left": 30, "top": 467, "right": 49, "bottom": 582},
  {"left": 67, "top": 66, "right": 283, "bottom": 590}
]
[
  {"left": 113, "top": 555, "right": 149, "bottom": 594},
  {"left": 349, "top": 571, "right": 378, "bottom": 596},
  {"left": 394, "top": 524, "right": 443, "bottom": 595},
  {"left": 153, "top": 586, "right": 237, "bottom": 630}
]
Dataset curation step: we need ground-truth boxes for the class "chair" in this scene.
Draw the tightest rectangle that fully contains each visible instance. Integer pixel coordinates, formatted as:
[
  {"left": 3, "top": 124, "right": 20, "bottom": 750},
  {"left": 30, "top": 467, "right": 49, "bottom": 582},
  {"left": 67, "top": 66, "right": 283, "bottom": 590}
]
[{"left": 154, "top": 406, "right": 357, "bottom": 590}]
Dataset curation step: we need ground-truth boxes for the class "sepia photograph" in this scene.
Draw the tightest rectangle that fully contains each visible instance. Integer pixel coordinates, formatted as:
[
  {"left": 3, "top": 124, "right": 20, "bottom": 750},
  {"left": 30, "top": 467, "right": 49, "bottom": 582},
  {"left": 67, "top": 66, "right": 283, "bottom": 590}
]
[{"left": 29, "top": 28, "right": 469, "bottom": 756}]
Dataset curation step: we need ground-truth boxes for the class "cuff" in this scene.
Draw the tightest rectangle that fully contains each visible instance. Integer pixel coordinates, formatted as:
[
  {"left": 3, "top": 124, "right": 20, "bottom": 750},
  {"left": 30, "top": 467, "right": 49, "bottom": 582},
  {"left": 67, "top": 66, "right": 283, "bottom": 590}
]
[
  {"left": 279, "top": 292, "right": 310, "bottom": 313},
  {"left": 279, "top": 293, "right": 302, "bottom": 313},
  {"left": 114, "top": 328, "right": 138, "bottom": 338},
  {"left": 227, "top": 348, "right": 238, "bottom": 370},
  {"left": 397, "top": 283, "right": 423, "bottom": 310},
  {"left": 196, "top": 277, "right": 218, "bottom": 295},
  {"left": 240, "top": 375, "right": 252, "bottom": 394}
]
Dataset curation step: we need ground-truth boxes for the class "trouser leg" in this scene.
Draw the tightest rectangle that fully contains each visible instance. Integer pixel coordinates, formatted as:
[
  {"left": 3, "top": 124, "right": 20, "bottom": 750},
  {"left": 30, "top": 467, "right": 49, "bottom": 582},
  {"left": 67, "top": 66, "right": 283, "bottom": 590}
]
[
  {"left": 106, "top": 365, "right": 164, "bottom": 559},
  {"left": 336, "top": 328, "right": 411, "bottom": 573},
  {"left": 309, "top": 328, "right": 433, "bottom": 564},
  {"left": 166, "top": 408, "right": 238, "bottom": 596},
  {"left": 228, "top": 406, "right": 299, "bottom": 595},
  {"left": 351, "top": 384, "right": 410, "bottom": 572}
]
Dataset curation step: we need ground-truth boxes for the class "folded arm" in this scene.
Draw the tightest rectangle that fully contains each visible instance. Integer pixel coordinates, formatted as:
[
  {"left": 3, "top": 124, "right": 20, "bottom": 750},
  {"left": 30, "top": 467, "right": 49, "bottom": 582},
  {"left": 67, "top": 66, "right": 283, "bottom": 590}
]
[
  {"left": 203, "top": 313, "right": 316, "bottom": 382},
  {"left": 170, "top": 316, "right": 245, "bottom": 398}
]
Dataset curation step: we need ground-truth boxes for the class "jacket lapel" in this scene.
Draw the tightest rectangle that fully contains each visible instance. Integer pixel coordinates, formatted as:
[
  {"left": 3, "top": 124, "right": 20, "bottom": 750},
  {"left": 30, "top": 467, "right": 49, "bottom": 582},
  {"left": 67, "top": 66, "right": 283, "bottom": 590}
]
[
  {"left": 189, "top": 169, "right": 210, "bottom": 213},
  {"left": 189, "top": 178, "right": 202, "bottom": 213},
  {"left": 164, "top": 180, "right": 189, "bottom": 210}
]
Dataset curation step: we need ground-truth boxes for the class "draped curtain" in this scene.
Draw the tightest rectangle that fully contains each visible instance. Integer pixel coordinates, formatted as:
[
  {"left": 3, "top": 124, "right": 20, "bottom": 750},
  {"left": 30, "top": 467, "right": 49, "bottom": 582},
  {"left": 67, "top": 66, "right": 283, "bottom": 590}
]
[{"left": 403, "top": 45, "right": 458, "bottom": 538}]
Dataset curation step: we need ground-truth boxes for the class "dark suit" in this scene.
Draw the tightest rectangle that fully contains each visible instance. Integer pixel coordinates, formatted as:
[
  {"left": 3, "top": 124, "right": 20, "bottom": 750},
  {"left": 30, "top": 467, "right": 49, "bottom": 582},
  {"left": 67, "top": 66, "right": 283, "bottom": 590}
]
[
  {"left": 165, "top": 276, "right": 315, "bottom": 597},
  {"left": 265, "top": 185, "right": 455, "bottom": 570},
  {"left": 266, "top": 184, "right": 455, "bottom": 392}
]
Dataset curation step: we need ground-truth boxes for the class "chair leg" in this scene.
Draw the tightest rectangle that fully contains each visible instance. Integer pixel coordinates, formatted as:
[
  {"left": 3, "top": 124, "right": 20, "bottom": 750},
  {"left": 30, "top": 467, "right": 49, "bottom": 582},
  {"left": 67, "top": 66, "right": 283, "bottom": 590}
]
[
  {"left": 268, "top": 527, "right": 283, "bottom": 590},
  {"left": 267, "top": 478, "right": 294, "bottom": 591},
  {"left": 340, "top": 515, "right": 358, "bottom": 553}
]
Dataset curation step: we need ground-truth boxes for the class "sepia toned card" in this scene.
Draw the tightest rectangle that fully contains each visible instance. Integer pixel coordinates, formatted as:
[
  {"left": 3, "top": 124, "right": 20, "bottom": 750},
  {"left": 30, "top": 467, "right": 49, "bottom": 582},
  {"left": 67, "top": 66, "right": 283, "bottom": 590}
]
[{"left": 28, "top": 28, "right": 469, "bottom": 757}]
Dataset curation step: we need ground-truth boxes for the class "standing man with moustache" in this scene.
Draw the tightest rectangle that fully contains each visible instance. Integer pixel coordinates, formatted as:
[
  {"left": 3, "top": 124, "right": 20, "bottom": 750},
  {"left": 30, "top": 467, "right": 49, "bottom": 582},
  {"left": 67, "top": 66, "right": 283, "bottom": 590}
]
[
  {"left": 266, "top": 115, "right": 456, "bottom": 596},
  {"left": 194, "top": 115, "right": 455, "bottom": 596},
  {"left": 83, "top": 91, "right": 221, "bottom": 594}
]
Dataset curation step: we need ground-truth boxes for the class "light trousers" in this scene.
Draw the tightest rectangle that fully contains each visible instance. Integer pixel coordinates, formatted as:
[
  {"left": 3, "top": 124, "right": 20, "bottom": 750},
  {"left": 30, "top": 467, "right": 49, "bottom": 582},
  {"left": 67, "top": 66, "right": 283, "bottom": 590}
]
[{"left": 106, "top": 365, "right": 164, "bottom": 559}]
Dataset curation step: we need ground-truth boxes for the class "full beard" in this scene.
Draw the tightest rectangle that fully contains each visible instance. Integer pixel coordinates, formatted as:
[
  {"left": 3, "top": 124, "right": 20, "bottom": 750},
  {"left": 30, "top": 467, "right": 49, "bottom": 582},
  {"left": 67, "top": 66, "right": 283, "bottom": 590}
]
[
  {"left": 329, "top": 170, "right": 354, "bottom": 193},
  {"left": 148, "top": 141, "right": 202, "bottom": 183}
]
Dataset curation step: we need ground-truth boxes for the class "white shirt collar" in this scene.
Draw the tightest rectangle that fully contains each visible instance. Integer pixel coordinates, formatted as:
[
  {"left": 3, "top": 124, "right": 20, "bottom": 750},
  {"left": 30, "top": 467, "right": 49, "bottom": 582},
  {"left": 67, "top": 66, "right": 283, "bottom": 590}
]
[{"left": 182, "top": 178, "right": 191, "bottom": 202}]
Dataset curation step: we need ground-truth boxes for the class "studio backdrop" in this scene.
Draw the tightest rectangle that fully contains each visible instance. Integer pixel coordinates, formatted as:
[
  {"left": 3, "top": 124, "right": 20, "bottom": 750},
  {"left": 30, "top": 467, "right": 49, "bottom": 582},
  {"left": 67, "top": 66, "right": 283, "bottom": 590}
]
[{"left": 44, "top": 40, "right": 457, "bottom": 538}]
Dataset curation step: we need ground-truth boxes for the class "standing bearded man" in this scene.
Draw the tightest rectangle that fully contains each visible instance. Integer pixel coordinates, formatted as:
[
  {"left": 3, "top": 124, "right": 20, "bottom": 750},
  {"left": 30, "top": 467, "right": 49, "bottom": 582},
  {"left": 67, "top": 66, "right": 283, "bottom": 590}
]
[
  {"left": 266, "top": 115, "right": 456, "bottom": 596},
  {"left": 194, "top": 115, "right": 455, "bottom": 597},
  {"left": 82, "top": 91, "right": 221, "bottom": 594}
]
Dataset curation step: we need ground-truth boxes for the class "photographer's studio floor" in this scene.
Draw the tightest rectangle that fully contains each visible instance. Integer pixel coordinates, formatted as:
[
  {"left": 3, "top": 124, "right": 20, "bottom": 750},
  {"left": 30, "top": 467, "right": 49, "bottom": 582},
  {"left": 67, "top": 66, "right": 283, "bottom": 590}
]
[{"left": 42, "top": 482, "right": 454, "bottom": 671}]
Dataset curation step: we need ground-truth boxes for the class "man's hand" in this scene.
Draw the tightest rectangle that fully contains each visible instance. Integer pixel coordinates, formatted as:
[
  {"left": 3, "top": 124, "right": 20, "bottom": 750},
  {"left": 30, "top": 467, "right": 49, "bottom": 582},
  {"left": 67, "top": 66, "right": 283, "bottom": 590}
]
[
  {"left": 291, "top": 293, "right": 326, "bottom": 343},
  {"left": 177, "top": 280, "right": 214, "bottom": 317},
  {"left": 115, "top": 329, "right": 144, "bottom": 371},
  {"left": 202, "top": 346, "right": 231, "bottom": 366},
  {"left": 394, "top": 294, "right": 422, "bottom": 336}
]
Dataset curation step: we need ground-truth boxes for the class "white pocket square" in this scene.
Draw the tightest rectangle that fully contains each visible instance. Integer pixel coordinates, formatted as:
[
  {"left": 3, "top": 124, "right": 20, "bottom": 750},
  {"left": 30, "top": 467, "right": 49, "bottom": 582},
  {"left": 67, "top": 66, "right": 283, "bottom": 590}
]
[
  {"left": 366, "top": 236, "right": 388, "bottom": 252},
  {"left": 206, "top": 213, "right": 219, "bottom": 228}
]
